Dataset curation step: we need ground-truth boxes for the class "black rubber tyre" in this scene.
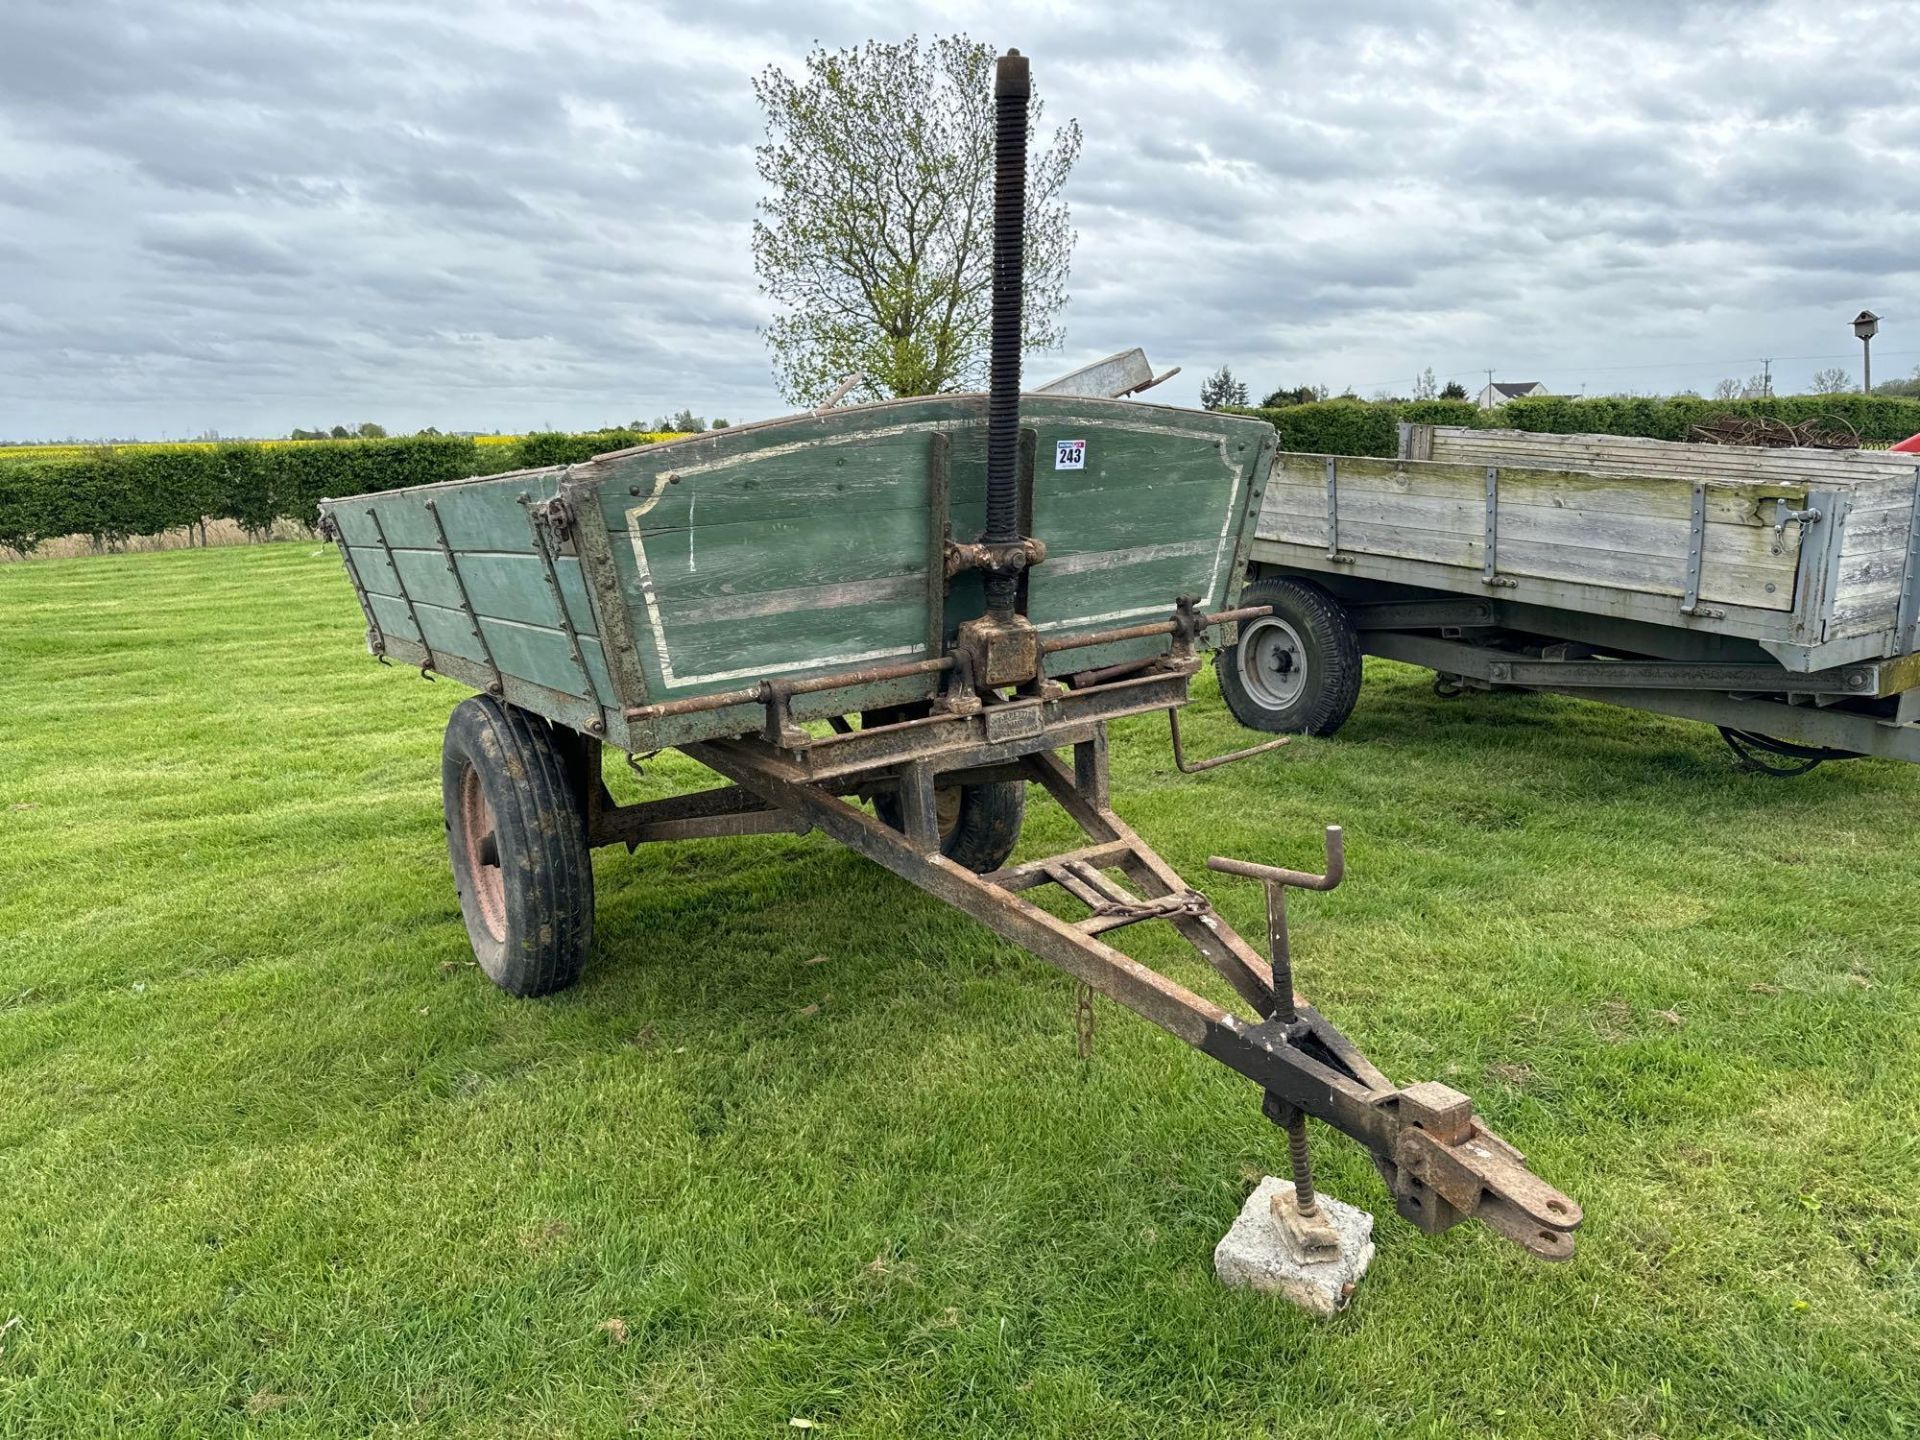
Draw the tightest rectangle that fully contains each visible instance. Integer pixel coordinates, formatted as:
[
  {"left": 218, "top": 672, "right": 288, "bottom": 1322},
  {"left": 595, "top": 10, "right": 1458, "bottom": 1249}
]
[
  {"left": 873, "top": 781, "right": 1026, "bottom": 874},
  {"left": 1214, "top": 576, "right": 1362, "bottom": 737},
  {"left": 441, "top": 696, "right": 595, "bottom": 997}
]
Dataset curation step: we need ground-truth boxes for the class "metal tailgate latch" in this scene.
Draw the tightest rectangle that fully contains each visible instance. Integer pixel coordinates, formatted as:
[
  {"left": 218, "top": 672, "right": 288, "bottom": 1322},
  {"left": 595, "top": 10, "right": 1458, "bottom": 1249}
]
[{"left": 1772, "top": 499, "right": 1821, "bottom": 555}]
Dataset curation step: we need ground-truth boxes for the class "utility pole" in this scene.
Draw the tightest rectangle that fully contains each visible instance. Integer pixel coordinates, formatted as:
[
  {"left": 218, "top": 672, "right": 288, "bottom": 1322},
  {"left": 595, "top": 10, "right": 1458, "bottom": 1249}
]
[{"left": 1760, "top": 358, "right": 1772, "bottom": 398}]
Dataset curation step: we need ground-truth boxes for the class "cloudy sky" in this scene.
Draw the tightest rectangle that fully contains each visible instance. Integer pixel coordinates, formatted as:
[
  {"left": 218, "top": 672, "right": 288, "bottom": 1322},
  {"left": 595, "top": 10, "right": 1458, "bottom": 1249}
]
[{"left": 2, "top": 0, "right": 1917, "bottom": 441}]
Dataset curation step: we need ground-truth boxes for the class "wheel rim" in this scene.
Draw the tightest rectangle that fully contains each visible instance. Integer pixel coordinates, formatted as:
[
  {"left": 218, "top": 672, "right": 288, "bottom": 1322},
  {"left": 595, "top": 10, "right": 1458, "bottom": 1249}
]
[
  {"left": 458, "top": 764, "right": 507, "bottom": 943},
  {"left": 1237, "top": 616, "right": 1308, "bottom": 709}
]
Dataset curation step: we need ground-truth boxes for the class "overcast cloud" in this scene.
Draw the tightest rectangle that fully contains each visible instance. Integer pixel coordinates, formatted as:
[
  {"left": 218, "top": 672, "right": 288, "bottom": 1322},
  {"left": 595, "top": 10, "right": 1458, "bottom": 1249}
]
[{"left": 1, "top": 0, "right": 1917, "bottom": 439}]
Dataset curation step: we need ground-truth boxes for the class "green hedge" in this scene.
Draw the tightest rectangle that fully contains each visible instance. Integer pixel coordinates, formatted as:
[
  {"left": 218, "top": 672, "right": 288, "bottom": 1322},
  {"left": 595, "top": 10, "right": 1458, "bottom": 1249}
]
[
  {"left": 0, "top": 432, "right": 660, "bottom": 555},
  {"left": 1495, "top": 393, "right": 1920, "bottom": 443},
  {"left": 1227, "top": 393, "right": 1920, "bottom": 457},
  {"left": 1226, "top": 399, "right": 1483, "bottom": 457},
  {"left": 514, "top": 430, "right": 655, "bottom": 468}
]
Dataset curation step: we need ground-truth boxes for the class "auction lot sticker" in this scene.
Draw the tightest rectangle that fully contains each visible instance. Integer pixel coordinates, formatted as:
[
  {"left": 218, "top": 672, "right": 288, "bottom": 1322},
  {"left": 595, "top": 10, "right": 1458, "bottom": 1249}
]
[{"left": 1055, "top": 438, "right": 1086, "bottom": 470}]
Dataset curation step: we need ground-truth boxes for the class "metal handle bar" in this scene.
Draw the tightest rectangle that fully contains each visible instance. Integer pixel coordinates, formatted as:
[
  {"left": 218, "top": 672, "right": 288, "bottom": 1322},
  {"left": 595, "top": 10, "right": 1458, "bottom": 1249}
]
[
  {"left": 1167, "top": 708, "right": 1290, "bottom": 773},
  {"left": 1207, "top": 826, "right": 1344, "bottom": 890}
]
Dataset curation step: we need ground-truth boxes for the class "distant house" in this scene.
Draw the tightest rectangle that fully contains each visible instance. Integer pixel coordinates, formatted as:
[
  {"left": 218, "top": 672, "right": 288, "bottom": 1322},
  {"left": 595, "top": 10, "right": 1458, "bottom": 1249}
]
[{"left": 1476, "top": 380, "right": 1549, "bottom": 409}]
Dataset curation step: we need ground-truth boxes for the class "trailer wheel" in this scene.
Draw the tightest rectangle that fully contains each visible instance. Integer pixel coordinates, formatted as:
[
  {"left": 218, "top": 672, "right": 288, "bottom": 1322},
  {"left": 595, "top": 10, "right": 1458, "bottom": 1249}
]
[
  {"left": 873, "top": 781, "right": 1025, "bottom": 874},
  {"left": 1215, "top": 577, "right": 1361, "bottom": 737},
  {"left": 441, "top": 696, "right": 594, "bottom": 997}
]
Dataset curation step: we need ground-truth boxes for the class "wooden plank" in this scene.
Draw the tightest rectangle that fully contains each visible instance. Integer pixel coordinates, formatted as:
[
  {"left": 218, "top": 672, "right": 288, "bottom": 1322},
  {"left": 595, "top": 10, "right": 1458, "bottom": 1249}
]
[
  {"left": 359, "top": 593, "right": 613, "bottom": 701},
  {"left": 613, "top": 428, "right": 942, "bottom": 536},
  {"left": 1256, "top": 514, "right": 1792, "bottom": 609},
  {"left": 1261, "top": 478, "right": 1797, "bottom": 569},
  {"left": 624, "top": 507, "right": 927, "bottom": 602},
  {"left": 614, "top": 425, "right": 1245, "bottom": 541},
  {"left": 1261, "top": 460, "right": 1802, "bottom": 610},
  {"left": 587, "top": 391, "right": 1263, "bottom": 537},
  {"left": 1031, "top": 551, "right": 1235, "bottom": 630},
  {"left": 1420, "top": 426, "right": 1920, "bottom": 488},
  {"left": 1271, "top": 453, "right": 1798, "bottom": 525},
  {"left": 628, "top": 600, "right": 925, "bottom": 684},
  {"left": 1836, "top": 505, "right": 1915, "bottom": 558},
  {"left": 1248, "top": 536, "right": 1804, "bottom": 650},
  {"left": 352, "top": 546, "right": 600, "bottom": 633}
]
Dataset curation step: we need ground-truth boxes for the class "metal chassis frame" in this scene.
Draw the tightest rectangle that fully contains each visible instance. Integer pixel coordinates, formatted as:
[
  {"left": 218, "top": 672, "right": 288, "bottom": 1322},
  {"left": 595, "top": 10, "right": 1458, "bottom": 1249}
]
[
  {"left": 1359, "top": 628, "right": 1920, "bottom": 764},
  {"left": 565, "top": 692, "right": 1582, "bottom": 1261}
]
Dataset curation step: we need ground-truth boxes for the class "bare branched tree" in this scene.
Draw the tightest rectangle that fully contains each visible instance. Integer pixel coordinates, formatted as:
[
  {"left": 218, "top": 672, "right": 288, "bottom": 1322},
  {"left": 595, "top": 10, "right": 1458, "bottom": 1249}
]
[
  {"left": 752, "top": 36, "right": 1081, "bottom": 406},
  {"left": 1810, "top": 367, "right": 1854, "bottom": 395}
]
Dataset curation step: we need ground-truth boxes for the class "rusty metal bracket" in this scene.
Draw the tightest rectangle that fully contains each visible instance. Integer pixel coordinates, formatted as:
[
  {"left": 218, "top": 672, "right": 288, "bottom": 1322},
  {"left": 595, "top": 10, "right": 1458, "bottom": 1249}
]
[
  {"left": 757, "top": 678, "right": 809, "bottom": 748},
  {"left": 423, "top": 498, "right": 503, "bottom": 697},
  {"left": 519, "top": 491, "right": 600, "bottom": 728},
  {"left": 319, "top": 507, "right": 385, "bottom": 658},
  {"left": 529, "top": 491, "right": 577, "bottom": 543},
  {"left": 364, "top": 505, "right": 433, "bottom": 676}
]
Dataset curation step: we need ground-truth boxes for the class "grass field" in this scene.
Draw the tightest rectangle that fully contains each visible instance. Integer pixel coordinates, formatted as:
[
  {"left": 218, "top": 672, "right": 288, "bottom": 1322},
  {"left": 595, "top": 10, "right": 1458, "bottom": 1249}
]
[{"left": 3, "top": 543, "right": 1918, "bottom": 1438}]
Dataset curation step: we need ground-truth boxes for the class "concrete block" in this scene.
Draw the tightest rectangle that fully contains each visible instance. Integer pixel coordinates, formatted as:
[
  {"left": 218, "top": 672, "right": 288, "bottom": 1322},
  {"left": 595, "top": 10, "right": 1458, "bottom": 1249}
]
[{"left": 1213, "top": 1176, "right": 1374, "bottom": 1318}]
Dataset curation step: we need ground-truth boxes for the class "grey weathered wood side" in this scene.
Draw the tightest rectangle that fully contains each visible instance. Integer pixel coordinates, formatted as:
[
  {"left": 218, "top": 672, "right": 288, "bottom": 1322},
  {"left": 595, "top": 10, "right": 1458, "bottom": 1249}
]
[{"left": 1339, "top": 425, "right": 1920, "bottom": 666}]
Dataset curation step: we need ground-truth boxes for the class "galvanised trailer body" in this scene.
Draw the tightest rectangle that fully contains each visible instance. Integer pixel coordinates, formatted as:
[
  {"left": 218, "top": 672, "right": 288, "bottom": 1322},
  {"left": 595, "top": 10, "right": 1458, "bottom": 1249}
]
[
  {"left": 316, "top": 51, "right": 1579, "bottom": 1277},
  {"left": 1215, "top": 423, "right": 1920, "bottom": 771}
]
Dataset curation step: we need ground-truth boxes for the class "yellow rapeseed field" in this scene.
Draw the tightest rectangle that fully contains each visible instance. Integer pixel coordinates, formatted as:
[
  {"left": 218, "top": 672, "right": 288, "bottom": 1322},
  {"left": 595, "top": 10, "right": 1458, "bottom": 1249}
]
[{"left": 0, "top": 433, "right": 688, "bottom": 465}]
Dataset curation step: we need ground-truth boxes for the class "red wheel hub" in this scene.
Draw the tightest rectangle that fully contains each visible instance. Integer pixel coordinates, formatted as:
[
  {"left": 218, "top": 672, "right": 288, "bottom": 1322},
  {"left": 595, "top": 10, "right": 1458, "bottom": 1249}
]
[{"left": 458, "top": 764, "right": 506, "bottom": 942}]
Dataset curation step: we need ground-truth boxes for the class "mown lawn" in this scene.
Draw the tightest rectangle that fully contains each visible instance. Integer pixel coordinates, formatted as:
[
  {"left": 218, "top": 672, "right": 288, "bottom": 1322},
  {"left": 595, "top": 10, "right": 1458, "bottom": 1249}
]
[{"left": 2, "top": 542, "right": 1917, "bottom": 1438}]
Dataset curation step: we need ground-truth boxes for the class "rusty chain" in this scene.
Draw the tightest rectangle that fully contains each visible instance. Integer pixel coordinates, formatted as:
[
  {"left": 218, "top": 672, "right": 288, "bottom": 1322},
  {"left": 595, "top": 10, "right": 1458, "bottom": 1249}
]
[{"left": 1075, "top": 980, "right": 1095, "bottom": 1062}]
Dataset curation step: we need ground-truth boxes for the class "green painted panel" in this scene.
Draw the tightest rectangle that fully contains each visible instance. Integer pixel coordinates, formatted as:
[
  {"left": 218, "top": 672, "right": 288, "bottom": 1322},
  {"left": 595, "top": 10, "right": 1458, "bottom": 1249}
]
[
  {"left": 1033, "top": 553, "right": 1232, "bottom": 631},
  {"left": 359, "top": 546, "right": 600, "bottom": 634},
  {"left": 362, "top": 592, "right": 611, "bottom": 705},
  {"left": 640, "top": 599, "right": 927, "bottom": 685},
  {"left": 600, "top": 507, "right": 931, "bottom": 697},
  {"left": 623, "top": 506, "right": 927, "bottom": 602},
  {"left": 480, "top": 614, "right": 614, "bottom": 704},
  {"left": 334, "top": 472, "right": 562, "bottom": 553},
  {"left": 363, "top": 589, "right": 424, "bottom": 646},
  {"left": 429, "top": 474, "right": 563, "bottom": 552}
]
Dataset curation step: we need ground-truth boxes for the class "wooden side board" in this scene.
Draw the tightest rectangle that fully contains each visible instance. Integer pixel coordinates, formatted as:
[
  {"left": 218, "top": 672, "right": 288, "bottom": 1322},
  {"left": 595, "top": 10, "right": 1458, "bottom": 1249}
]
[
  {"left": 1260, "top": 453, "right": 1804, "bottom": 612},
  {"left": 327, "top": 466, "right": 621, "bottom": 710},
  {"left": 1408, "top": 424, "right": 1920, "bottom": 488},
  {"left": 1391, "top": 427, "right": 1920, "bottom": 654}
]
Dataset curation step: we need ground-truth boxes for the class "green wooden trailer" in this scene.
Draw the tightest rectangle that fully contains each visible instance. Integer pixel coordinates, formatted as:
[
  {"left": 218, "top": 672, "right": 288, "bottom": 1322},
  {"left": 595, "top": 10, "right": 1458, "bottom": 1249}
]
[
  {"left": 323, "top": 392, "right": 1269, "bottom": 754},
  {"left": 317, "top": 51, "right": 1578, "bottom": 1274}
]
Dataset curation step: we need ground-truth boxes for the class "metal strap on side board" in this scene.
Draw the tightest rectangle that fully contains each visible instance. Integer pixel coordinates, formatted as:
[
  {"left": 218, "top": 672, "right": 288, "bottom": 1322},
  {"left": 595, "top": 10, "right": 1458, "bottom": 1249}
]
[
  {"left": 925, "top": 430, "right": 950, "bottom": 656},
  {"left": 1898, "top": 465, "right": 1920, "bottom": 652},
  {"left": 328, "top": 512, "right": 387, "bottom": 656},
  {"left": 365, "top": 506, "right": 431, "bottom": 663},
  {"left": 1482, "top": 466, "right": 1499, "bottom": 585},
  {"left": 520, "top": 491, "right": 599, "bottom": 702},
  {"left": 423, "top": 498, "right": 503, "bottom": 695},
  {"left": 1679, "top": 481, "right": 1707, "bottom": 616},
  {"left": 1325, "top": 457, "right": 1340, "bottom": 560}
]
